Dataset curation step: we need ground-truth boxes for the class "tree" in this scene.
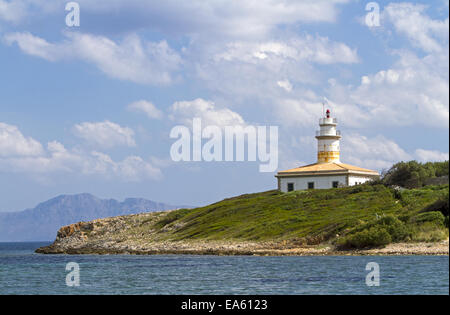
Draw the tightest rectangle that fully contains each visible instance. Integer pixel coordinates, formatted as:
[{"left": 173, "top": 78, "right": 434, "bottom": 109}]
[{"left": 382, "top": 160, "right": 449, "bottom": 188}]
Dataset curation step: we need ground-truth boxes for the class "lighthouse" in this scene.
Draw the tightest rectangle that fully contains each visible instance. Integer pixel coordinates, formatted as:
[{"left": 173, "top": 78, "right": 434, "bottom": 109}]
[
  {"left": 275, "top": 109, "right": 379, "bottom": 192},
  {"left": 316, "top": 109, "right": 341, "bottom": 163}
]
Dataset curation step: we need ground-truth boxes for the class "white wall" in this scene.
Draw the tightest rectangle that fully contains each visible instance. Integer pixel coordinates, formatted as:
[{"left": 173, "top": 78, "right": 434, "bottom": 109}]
[
  {"left": 348, "top": 175, "right": 373, "bottom": 186},
  {"left": 317, "top": 138, "right": 340, "bottom": 152},
  {"left": 279, "top": 174, "right": 376, "bottom": 192},
  {"left": 279, "top": 175, "right": 347, "bottom": 192}
]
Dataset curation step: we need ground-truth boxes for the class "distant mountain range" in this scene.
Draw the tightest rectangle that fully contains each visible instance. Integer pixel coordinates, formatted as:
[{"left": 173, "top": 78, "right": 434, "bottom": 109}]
[{"left": 0, "top": 194, "right": 186, "bottom": 241}]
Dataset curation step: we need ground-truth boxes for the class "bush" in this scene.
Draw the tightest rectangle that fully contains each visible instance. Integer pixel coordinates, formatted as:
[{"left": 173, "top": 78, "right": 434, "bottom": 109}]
[
  {"left": 413, "top": 211, "right": 445, "bottom": 226},
  {"left": 337, "top": 215, "right": 411, "bottom": 249},
  {"left": 410, "top": 222, "right": 449, "bottom": 242},
  {"left": 339, "top": 227, "right": 391, "bottom": 249},
  {"left": 376, "top": 216, "right": 411, "bottom": 242},
  {"left": 424, "top": 192, "right": 449, "bottom": 216}
]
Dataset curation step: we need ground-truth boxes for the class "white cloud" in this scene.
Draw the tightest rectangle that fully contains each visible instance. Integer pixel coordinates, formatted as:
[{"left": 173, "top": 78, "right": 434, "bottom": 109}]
[
  {"left": 275, "top": 98, "right": 322, "bottom": 128},
  {"left": 324, "top": 46, "right": 449, "bottom": 129},
  {"left": 73, "top": 121, "right": 136, "bottom": 149},
  {"left": 1, "top": 1, "right": 350, "bottom": 36},
  {"left": 384, "top": 3, "right": 449, "bottom": 53},
  {"left": 73, "top": 0, "right": 349, "bottom": 38},
  {"left": 127, "top": 100, "right": 164, "bottom": 120},
  {"left": 214, "top": 36, "right": 359, "bottom": 65},
  {"left": 169, "top": 98, "right": 245, "bottom": 127},
  {"left": 86, "top": 152, "right": 162, "bottom": 181},
  {"left": 0, "top": 122, "right": 44, "bottom": 157},
  {"left": 320, "top": 3, "right": 447, "bottom": 130},
  {"left": 272, "top": 90, "right": 369, "bottom": 129},
  {"left": 0, "top": 123, "right": 162, "bottom": 181},
  {"left": 0, "top": 0, "right": 26, "bottom": 23},
  {"left": 343, "top": 134, "right": 411, "bottom": 161},
  {"left": 0, "top": 0, "right": 57, "bottom": 23},
  {"left": 193, "top": 35, "right": 358, "bottom": 100},
  {"left": 4, "top": 32, "right": 182, "bottom": 85},
  {"left": 415, "top": 149, "right": 449, "bottom": 162},
  {"left": 277, "top": 80, "right": 293, "bottom": 92},
  {"left": 341, "top": 134, "right": 412, "bottom": 170}
]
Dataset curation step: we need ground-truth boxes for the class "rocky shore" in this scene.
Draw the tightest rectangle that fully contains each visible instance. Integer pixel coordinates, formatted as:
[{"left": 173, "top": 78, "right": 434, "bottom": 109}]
[{"left": 36, "top": 212, "right": 449, "bottom": 256}]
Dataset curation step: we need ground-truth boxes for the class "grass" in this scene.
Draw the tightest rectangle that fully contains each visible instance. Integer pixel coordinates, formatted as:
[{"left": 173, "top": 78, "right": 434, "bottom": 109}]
[{"left": 145, "top": 184, "right": 448, "bottom": 248}]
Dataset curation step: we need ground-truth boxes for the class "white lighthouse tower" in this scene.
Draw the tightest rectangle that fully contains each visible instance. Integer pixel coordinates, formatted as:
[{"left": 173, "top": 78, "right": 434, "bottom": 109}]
[
  {"left": 276, "top": 109, "right": 379, "bottom": 192},
  {"left": 316, "top": 109, "right": 341, "bottom": 164}
]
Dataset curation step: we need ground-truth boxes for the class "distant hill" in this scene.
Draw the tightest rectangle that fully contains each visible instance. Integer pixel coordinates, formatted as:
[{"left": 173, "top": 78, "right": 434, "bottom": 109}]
[{"left": 0, "top": 193, "right": 185, "bottom": 241}]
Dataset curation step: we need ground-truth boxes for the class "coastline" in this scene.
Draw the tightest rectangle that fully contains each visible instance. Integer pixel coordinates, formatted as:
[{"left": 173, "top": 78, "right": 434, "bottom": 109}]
[
  {"left": 34, "top": 211, "right": 449, "bottom": 257},
  {"left": 36, "top": 238, "right": 449, "bottom": 256}
]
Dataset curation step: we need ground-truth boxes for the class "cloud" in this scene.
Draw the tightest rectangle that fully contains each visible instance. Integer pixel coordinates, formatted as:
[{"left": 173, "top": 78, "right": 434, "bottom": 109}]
[
  {"left": 0, "top": 122, "right": 44, "bottom": 157},
  {"left": 0, "top": 1, "right": 350, "bottom": 39},
  {"left": 325, "top": 49, "right": 449, "bottom": 129},
  {"left": 415, "top": 149, "right": 449, "bottom": 162},
  {"left": 127, "top": 100, "right": 164, "bottom": 120},
  {"left": 73, "top": 121, "right": 136, "bottom": 149},
  {"left": 342, "top": 135, "right": 448, "bottom": 169},
  {"left": 0, "top": 0, "right": 57, "bottom": 23},
  {"left": 343, "top": 133, "right": 411, "bottom": 162},
  {"left": 320, "top": 3, "right": 447, "bottom": 130},
  {"left": 275, "top": 97, "right": 323, "bottom": 128},
  {"left": 169, "top": 98, "right": 245, "bottom": 127},
  {"left": 4, "top": 31, "right": 182, "bottom": 85},
  {"left": 384, "top": 3, "right": 449, "bottom": 53},
  {"left": 277, "top": 80, "right": 293, "bottom": 92},
  {"left": 75, "top": 0, "right": 350, "bottom": 38},
  {"left": 0, "top": 122, "right": 161, "bottom": 181},
  {"left": 214, "top": 36, "right": 359, "bottom": 65},
  {"left": 324, "top": 2, "right": 450, "bottom": 130},
  {"left": 0, "top": 0, "right": 26, "bottom": 23},
  {"left": 192, "top": 35, "right": 358, "bottom": 100},
  {"left": 85, "top": 151, "right": 162, "bottom": 181},
  {"left": 338, "top": 134, "right": 412, "bottom": 170}
]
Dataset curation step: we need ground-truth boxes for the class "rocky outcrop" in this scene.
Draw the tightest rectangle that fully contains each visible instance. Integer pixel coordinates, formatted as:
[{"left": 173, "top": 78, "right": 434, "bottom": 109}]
[{"left": 56, "top": 222, "right": 93, "bottom": 239}]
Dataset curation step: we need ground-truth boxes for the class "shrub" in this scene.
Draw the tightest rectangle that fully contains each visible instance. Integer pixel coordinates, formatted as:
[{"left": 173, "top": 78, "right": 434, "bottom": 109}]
[
  {"left": 398, "top": 214, "right": 410, "bottom": 223},
  {"left": 339, "top": 227, "right": 391, "bottom": 249},
  {"left": 413, "top": 211, "right": 445, "bottom": 226},
  {"left": 424, "top": 192, "right": 449, "bottom": 216},
  {"left": 376, "top": 216, "right": 411, "bottom": 242},
  {"left": 338, "top": 215, "right": 411, "bottom": 249},
  {"left": 410, "top": 222, "right": 449, "bottom": 242}
]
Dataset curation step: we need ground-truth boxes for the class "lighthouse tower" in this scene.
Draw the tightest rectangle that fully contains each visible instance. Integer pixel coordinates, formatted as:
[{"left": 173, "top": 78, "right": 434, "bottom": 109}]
[{"left": 316, "top": 109, "right": 341, "bottom": 164}]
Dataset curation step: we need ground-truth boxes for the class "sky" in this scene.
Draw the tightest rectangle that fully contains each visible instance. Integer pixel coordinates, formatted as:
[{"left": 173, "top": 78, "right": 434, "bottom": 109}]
[{"left": 0, "top": 0, "right": 449, "bottom": 212}]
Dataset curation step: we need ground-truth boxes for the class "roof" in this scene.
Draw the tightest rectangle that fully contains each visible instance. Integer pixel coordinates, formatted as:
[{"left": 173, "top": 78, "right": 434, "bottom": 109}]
[{"left": 276, "top": 162, "right": 380, "bottom": 177}]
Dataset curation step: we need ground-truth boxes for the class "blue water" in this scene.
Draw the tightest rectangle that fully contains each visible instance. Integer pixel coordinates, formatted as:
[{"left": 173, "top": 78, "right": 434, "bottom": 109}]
[{"left": 0, "top": 242, "right": 448, "bottom": 295}]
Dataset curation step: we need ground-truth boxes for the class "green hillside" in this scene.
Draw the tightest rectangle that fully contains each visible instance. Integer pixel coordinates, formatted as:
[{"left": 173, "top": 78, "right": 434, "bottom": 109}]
[{"left": 151, "top": 184, "right": 448, "bottom": 248}]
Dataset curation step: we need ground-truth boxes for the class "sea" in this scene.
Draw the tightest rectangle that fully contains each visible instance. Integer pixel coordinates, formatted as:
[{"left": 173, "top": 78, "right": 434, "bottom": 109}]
[{"left": 0, "top": 242, "right": 448, "bottom": 295}]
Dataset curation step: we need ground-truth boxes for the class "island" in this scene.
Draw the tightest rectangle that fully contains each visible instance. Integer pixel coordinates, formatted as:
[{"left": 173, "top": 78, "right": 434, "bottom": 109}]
[{"left": 36, "top": 182, "right": 449, "bottom": 256}]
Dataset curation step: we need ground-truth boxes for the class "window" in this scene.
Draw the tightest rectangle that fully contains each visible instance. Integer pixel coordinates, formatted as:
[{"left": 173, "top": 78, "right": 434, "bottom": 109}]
[
  {"left": 287, "top": 183, "right": 294, "bottom": 192},
  {"left": 332, "top": 181, "right": 339, "bottom": 188},
  {"left": 308, "top": 182, "right": 314, "bottom": 189}
]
